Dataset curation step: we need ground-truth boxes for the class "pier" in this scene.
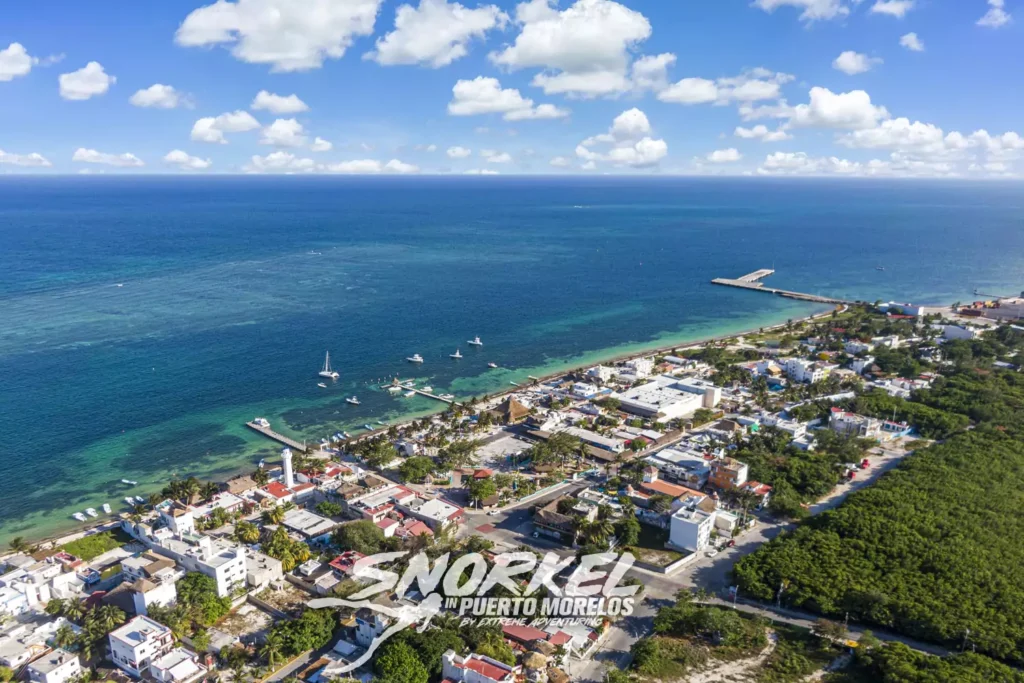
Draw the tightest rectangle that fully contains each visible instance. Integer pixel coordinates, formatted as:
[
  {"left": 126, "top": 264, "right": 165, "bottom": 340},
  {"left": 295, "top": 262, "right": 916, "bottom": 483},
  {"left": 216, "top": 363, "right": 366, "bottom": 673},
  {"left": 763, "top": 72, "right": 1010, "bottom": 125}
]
[
  {"left": 245, "top": 421, "right": 309, "bottom": 452},
  {"left": 383, "top": 380, "right": 458, "bottom": 405},
  {"left": 712, "top": 270, "right": 855, "bottom": 305}
]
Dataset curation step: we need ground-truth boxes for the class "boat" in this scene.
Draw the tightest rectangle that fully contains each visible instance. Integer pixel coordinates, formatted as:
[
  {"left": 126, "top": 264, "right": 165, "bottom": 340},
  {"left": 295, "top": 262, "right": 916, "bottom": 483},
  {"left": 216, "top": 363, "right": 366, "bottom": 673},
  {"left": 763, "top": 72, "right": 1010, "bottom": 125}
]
[
  {"left": 875, "top": 266, "right": 885, "bottom": 271},
  {"left": 468, "top": 336, "right": 483, "bottom": 346},
  {"left": 422, "top": 386, "right": 433, "bottom": 393},
  {"left": 102, "top": 503, "right": 111, "bottom": 514},
  {"left": 450, "top": 350, "right": 463, "bottom": 359},
  {"left": 346, "top": 396, "right": 361, "bottom": 405},
  {"left": 404, "top": 390, "right": 416, "bottom": 397},
  {"left": 377, "top": 420, "right": 387, "bottom": 426},
  {"left": 440, "top": 393, "right": 455, "bottom": 401},
  {"left": 387, "top": 386, "right": 402, "bottom": 394},
  {"left": 125, "top": 497, "right": 136, "bottom": 506},
  {"left": 253, "top": 417, "right": 271, "bottom": 428},
  {"left": 85, "top": 508, "right": 98, "bottom": 518},
  {"left": 135, "top": 496, "right": 146, "bottom": 504},
  {"left": 407, "top": 354, "right": 424, "bottom": 363},
  {"left": 343, "top": 431, "right": 352, "bottom": 439},
  {"left": 121, "top": 478, "right": 138, "bottom": 485},
  {"left": 363, "top": 424, "right": 374, "bottom": 431},
  {"left": 72, "top": 512, "right": 87, "bottom": 522},
  {"left": 319, "top": 352, "right": 340, "bottom": 380},
  {"left": 317, "top": 382, "right": 328, "bottom": 388},
  {"left": 488, "top": 362, "right": 498, "bottom": 369}
]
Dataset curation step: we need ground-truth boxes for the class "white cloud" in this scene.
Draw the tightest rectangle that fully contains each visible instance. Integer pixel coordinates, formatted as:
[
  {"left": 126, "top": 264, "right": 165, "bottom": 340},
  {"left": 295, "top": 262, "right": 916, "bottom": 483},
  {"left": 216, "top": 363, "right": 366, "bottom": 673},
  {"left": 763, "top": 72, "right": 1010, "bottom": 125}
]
[
  {"left": 260, "top": 118, "right": 307, "bottom": 147},
  {"left": 631, "top": 53, "right": 676, "bottom": 92},
  {"left": 758, "top": 151, "right": 863, "bottom": 175},
  {"left": 482, "top": 150, "right": 512, "bottom": 163},
  {"left": 463, "top": 168, "right": 500, "bottom": 175},
  {"left": 734, "top": 125, "right": 792, "bottom": 142},
  {"left": 130, "top": 84, "right": 185, "bottom": 108},
  {"left": 245, "top": 151, "right": 318, "bottom": 173},
  {"left": 0, "top": 149, "right": 52, "bottom": 167},
  {"left": 447, "top": 76, "right": 569, "bottom": 120},
  {"left": 900, "top": 32, "right": 924, "bottom": 51},
  {"left": 490, "top": 0, "right": 652, "bottom": 98},
  {"left": 415, "top": 144, "right": 438, "bottom": 152},
  {"left": 0, "top": 42, "right": 37, "bottom": 81},
  {"left": 59, "top": 62, "right": 115, "bottom": 100},
  {"left": 325, "top": 158, "right": 420, "bottom": 174},
  {"left": 311, "top": 137, "right": 333, "bottom": 152},
  {"left": 549, "top": 156, "right": 570, "bottom": 167},
  {"left": 705, "top": 148, "right": 742, "bottom": 163},
  {"left": 576, "top": 107, "right": 667, "bottom": 168},
  {"left": 72, "top": 148, "right": 144, "bottom": 167},
  {"left": 366, "top": 0, "right": 507, "bottom": 67},
  {"left": 789, "top": 87, "right": 889, "bottom": 129},
  {"left": 978, "top": 0, "right": 1011, "bottom": 27},
  {"left": 191, "top": 110, "right": 261, "bottom": 143},
  {"left": 447, "top": 146, "right": 472, "bottom": 158},
  {"left": 251, "top": 90, "right": 309, "bottom": 114},
  {"left": 176, "top": 0, "right": 385, "bottom": 72},
  {"left": 870, "top": 0, "right": 915, "bottom": 18},
  {"left": 752, "top": 0, "right": 851, "bottom": 22},
  {"left": 659, "top": 68, "right": 793, "bottom": 105},
  {"left": 833, "top": 51, "right": 882, "bottom": 75},
  {"left": 163, "top": 150, "right": 212, "bottom": 170}
]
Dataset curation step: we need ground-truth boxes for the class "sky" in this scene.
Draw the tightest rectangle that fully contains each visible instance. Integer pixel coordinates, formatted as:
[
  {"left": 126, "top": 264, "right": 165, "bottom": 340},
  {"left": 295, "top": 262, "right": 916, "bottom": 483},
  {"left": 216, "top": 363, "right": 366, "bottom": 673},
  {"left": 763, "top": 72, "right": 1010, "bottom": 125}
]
[{"left": 0, "top": 0, "right": 1021, "bottom": 177}]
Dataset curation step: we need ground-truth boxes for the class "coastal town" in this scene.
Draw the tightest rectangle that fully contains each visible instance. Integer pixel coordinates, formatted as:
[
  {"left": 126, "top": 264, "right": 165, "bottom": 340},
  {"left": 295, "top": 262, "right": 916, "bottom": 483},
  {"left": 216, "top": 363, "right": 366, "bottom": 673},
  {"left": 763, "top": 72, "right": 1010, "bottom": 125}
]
[{"left": 3, "top": 297, "right": 1024, "bottom": 683}]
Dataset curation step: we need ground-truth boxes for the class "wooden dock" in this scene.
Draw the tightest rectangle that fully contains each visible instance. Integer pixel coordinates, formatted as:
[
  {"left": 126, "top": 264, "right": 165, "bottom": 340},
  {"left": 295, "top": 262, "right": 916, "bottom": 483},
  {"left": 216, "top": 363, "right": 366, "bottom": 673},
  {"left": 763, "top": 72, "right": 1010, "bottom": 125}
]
[
  {"left": 245, "top": 421, "right": 308, "bottom": 452},
  {"left": 384, "top": 380, "right": 458, "bottom": 405},
  {"left": 712, "top": 270, "right": 855, "bottom": 305}
]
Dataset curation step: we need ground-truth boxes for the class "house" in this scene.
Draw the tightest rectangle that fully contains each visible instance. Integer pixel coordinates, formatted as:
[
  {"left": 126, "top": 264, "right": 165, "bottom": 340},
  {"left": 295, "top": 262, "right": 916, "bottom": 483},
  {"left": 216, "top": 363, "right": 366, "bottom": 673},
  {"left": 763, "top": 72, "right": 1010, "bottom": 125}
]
[
  {"left": 375, "top": 518, "right": 400, "bottom": 538},
  {"left": 635, "top": 467, "right": 705, "bottom": 501},
  {"left": 151, "top": 534, "right": 247, "bottom": 597},
  {"left": 149, "top": 648, "right": 208, "bottom": 683},
  {"left": 0, "top": 616, "right": 72, "bottom": 668},
  {"left": 25, "top": 649, "right": 81, "bottom": 683},
  {"left": 486, "top": 397, "right": 532, "bottom": 425},
  {"left": 571, "top": 382, "right": 601, "bottom": 399},
  {"left": 669, "top": 503, "right": 716, "bottom": 552},
  {"left": 281, "top": 508, "right": 337, "bottom": 544},
  {"left": 442, "top": 649, "right": 517, "bottom": 683},
  {"left": 741, "top": 481, "right": 773, "bottom": 508},
  {"left": 354, "top": 607, "right": 391, "bottom": 648},
  {"left": 532, "top": 498, "right": 576, "bottom": 541},
  {"left": 245, "top": 552, "right": 283, "bottom": 590},
  {"left": 586, "top": 366, "right": 616, "bottom": 382},
  {"left": 644, "top": 448, "right": 712, "bottom": 488},
  {"left": 395, "top": 496, "right": 464, "bottom": 531},
  {"left": 783, "top": 359, "right": 836, "bottom": 384},
  {"left": 109, "top": 615, "right": 176, "bottom": 678},
  {"left": 624, "top": 357, "right": 655, "bottom": 378},
  {"left": 394, "top": 519, "right": 433, "bottom": 540},
  {"left": 329, "top": 551, "right": 367, "bottom": 578},
  {"left": 708, "top": 457, "right": 749, "bottom": 490},
  {"left": 936, "top": 324, "right": 981, "bottom": 341},
  {"left": 828, "top": 408, "right": 881, "bottom": 439}
]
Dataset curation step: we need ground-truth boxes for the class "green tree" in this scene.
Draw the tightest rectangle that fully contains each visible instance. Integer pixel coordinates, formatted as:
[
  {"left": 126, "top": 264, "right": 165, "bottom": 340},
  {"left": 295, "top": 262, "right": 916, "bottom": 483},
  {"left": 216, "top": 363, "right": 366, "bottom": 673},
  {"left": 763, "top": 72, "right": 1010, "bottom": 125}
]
[
  {"left": 8, "top": 536, "right": 29, "bottom": 553},
  {"left": 315, "top": 501, "right": 344, "bottom": 518},
  {"left": 399, "top": 456, "right": 436, "bottom": 484},
  {"left": 234, "top": 520, "right": 260, "bottom": 544},
  {"left": 262, "top": 505, "right": 286, "bottom": 525},
  {"left": 374, "top": 641, "right": 429, "bottom": 683},
  {"left": 260, "top": 632, "right": 286, "bottom": 668},
  {"left": 177, "top": 572, "right": 231, "bottom": 626},
  {"left": 615, "top": 516, "right": 641, "bottom": 546},
  {"left": 332, "top": 520, "right": 386, "bottom": 555},
  {"left": 468, "top": 477, "right": 498, "bottom": 508}
]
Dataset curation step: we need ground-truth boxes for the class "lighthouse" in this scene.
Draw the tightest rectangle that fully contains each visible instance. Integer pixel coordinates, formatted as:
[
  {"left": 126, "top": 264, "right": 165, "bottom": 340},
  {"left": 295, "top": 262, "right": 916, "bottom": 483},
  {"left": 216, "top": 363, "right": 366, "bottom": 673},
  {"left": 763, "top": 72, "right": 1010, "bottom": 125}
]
[{"left": 281, "top": 448, "right": 294, "bottom": 488}]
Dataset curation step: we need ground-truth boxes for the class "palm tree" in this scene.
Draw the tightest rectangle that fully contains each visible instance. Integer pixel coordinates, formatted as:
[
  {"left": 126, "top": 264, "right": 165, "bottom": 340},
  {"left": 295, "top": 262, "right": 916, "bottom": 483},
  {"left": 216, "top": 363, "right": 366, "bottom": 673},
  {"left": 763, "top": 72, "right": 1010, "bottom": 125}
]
[
  {"left": 260, "top": 632, "right": 285, "bottom": 668},
  {"left": 95, "top": 605, "right": 125, "bottom": 632},
  {"left": 54, "top": 623, "right": 76, "bottom": 649},
  {"left": 45, "top": 599, "right": 65, "bottom": 616},
  {"left": 201, "top": 481, "right": 221, "bottom": 501},
  {"left": 261, "top": 506, "right": 285, "bottom": 525},
  {"left": 8, "top": 536, "right": 29, "bottom": 553},
  {"left": 235, "top": 521, "right": 260, "bottom": 545},
  {"left": 62, "top": 599, "right": 85, "bottom": 623},
  {"left": 253, "top": 468, "right": 270, "bottom": 487}
]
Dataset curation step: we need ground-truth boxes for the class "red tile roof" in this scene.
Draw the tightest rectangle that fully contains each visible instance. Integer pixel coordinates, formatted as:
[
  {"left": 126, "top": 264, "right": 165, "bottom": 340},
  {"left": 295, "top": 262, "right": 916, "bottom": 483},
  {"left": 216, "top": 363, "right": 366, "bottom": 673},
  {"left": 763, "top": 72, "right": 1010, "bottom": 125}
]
[
  {"left": 262, "top": 482, "right": 292, "bottom": 499},
  {"left": 640, "top": 479, "right": 701, "bottom": 499},
  {"left": 547, "top": 631, "right": 572, "bottom": 646},
  {"left": 465, "top": 657, "right": 512, "bottom": 682},
  {"left": 502, "top": 624, "right": 549, "bottom": 644},
  {"left": 329, "top": 551, "right": 366, "bottom": 574}
]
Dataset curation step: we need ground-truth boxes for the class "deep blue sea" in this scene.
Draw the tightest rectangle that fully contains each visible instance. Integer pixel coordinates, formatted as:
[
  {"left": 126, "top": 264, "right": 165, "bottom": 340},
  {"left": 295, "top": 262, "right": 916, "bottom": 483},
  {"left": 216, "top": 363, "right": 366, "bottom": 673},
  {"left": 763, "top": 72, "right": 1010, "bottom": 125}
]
[{"left": 0, "top": 176, "right": 1021, "bottom": 543}]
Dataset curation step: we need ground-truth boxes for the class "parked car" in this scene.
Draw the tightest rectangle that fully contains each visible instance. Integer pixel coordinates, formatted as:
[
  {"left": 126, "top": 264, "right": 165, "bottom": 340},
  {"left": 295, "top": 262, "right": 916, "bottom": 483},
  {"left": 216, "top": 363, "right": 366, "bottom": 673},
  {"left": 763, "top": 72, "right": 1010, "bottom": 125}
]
[{"left": 706, "top": 549, "right": 719, "bottom": 558}]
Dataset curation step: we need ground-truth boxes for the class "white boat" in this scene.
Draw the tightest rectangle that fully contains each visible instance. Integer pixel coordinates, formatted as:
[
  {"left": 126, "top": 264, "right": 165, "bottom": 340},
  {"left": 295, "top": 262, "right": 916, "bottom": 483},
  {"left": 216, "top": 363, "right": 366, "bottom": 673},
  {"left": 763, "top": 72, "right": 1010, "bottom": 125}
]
[
  {"left": 85, "top": 508, "right": 98, "bottom": 518},
  {"left": 488, "top": 362, "right": 498, "bottom": 369},
  {"left": 346, "top": 396, "right": 361, "bottom": 405},
  {"left": 404, "top": 390, "right": 416, "bottom": 397},
  {"left": 102, "top": 503, "right": 111, "bottom": 514},
  {"left": 377, "top": 421, "right": 387, "bottom": 426},
  {"left": 468, "top": 336, "right": 483, "bottom": 346},
  {"left": 72, "top": 512, "right": 87, "bottom": 522},
  {"left": 254, "top": 417, "right": 271, "bottom": 428},
  {"left": 318, "top": 382, "right": 328, "bottom": 388},
  {"left": 319, "top": 352, "right": 340, "bottom": 379},
  {"left": 387, "top": 386, "right": 402, "bottom": 394},
  {"left": 450, "top": 350, "right": 463, "bottom": 359},
  {"left": 125, "top": 497, "right": 136, "bottom": 506},
  {"left": 343, "top": 431, "right": 352, "bottom": 439},
  {"left": 121, "top": 478, "right": 138, "bottom": 485},
  {"left": 440, "top": 394, "right": 455, "bottom": 401},
  {"left": 135, "top": 496, "right": 146, "bottom": 504},
  {"left": 407, "top": 354, "right": 424, "bottom": 363},
  {"left": 422, "top": 386, "right": 433, "bottom": 393},
  {"left": 363, "top": 424, "right": 374, "bottom": 430}
]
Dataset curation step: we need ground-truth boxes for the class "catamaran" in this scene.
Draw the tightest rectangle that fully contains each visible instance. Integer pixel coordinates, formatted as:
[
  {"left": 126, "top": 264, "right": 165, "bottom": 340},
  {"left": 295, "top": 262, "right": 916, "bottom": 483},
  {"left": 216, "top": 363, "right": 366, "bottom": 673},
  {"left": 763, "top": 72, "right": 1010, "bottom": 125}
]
[
  {"left": 346, "top": 396, "right": 361, "bottom": 405},
  {"left": 319, "top": 351, "right": 340, "bottom": 379},
  {"left": 450, "top": 349, "right": 463, "bottom": 359},
  {"left": 468, "top": 336, "right": 483, "bottom": 346},
  {"left": 407, "top": 354, "right": 424, "bottom": 363}
]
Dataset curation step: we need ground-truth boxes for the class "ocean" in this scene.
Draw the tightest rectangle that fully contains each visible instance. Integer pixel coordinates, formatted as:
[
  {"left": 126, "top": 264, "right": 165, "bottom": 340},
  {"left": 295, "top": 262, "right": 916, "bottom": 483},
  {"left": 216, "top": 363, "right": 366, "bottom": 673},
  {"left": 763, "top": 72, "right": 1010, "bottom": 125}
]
[{"left": 1, "top": 176, "right": 1022, "bottom": 544}]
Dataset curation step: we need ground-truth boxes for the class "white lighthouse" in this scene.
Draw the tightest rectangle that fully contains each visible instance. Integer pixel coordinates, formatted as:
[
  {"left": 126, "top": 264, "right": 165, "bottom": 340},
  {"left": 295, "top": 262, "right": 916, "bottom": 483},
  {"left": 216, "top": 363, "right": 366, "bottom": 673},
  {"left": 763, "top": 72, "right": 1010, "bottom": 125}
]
[{"left": 281, "top": 448, "right": 294, "bottom": 488}]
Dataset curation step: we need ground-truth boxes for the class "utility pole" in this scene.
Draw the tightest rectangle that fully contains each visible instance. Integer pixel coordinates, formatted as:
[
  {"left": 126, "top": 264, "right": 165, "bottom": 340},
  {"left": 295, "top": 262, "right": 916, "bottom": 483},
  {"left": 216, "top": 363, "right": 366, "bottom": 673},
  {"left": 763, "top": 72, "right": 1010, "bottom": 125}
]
[
  {"left": 776, "top": 581, "right": 784, "bottom": 609},
  {"left": 961, "top": 628, "right": 970, "bottom": 652}
]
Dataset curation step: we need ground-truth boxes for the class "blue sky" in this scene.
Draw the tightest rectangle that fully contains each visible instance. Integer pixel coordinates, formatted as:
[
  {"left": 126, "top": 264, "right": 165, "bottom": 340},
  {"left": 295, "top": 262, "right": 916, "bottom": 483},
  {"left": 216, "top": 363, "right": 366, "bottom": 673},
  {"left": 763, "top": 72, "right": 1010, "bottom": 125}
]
[{"left": 0, "top": 0, "right": 1020, "bottom": 176}]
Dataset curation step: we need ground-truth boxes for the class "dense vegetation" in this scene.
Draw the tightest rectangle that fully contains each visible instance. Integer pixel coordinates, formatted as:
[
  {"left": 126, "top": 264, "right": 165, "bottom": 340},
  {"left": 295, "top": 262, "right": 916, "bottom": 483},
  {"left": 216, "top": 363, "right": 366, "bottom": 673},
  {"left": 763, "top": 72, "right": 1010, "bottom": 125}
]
[
  {"left": 61, "top": 529, "right": 131, "bottom": 561},
  {"left": 735, "top": 357, "right": 1024, "bottom": 663},
  {"left": 827, "top": 642, "right": 1024, "bottom": 683}
]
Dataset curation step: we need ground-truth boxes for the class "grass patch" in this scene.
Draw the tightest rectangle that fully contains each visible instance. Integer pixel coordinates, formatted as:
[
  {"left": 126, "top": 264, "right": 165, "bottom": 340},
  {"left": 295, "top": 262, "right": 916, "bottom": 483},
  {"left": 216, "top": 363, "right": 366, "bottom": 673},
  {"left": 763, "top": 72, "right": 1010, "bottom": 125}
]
[
  {"left": 622, "top": 523, "right": 684, "bottom": 567},
  {"left": 61, "top": 529, "right": 132, "bottom": 561},
  {"left": 757, "top": 625, "right": 838, "bottom": 682}
]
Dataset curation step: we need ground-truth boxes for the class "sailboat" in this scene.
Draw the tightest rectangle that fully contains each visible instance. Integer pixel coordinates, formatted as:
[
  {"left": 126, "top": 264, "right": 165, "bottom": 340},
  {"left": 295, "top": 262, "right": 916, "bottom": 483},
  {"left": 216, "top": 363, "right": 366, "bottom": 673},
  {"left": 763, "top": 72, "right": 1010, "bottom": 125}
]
[{"left": 319, "top": 352, "right": 339, "bottom": 379}]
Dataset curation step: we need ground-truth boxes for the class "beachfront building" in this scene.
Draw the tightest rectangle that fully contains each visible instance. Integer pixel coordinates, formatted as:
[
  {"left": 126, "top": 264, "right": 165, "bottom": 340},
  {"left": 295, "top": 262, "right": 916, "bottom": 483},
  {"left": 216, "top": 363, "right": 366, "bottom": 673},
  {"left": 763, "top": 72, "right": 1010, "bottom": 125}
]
[
  {"left": 26, "top": 649, "right": 81, "bottom": 683},
  {"left": 614, "top": 375, "right": 721, "bottom": 421},
  {"left": 109, "top": 615, "right": 175, "bottom": 678}
]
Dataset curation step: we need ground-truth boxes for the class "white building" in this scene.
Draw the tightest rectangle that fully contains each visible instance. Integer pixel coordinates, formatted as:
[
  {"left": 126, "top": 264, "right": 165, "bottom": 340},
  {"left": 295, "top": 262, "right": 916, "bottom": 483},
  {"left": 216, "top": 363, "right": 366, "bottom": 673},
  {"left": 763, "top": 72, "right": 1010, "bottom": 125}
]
[
  {"left": 0, "top": 616, "right": 72, "bottom": 668},
  {"left": 851, "top": 356, "right": 875, "bottom": 375},
  {"left": 563, "top": 426, "right": 626, "bottom": 453},
  {"left": 644, "top": 448, "right": 712, "bottom": 488},
  {"left": 150, "top": 648, "right": 208, "bottom": 683},
  {"left": 669, "top": 504, "right": 716, "bottom": 553},
  {"left": 937, "top": 324, "right": 981, "bottom": 341},
  {"left": 281, "top": 448, "right": 295, "bottom": 488},
  {"left": 109, "top": 615, "right": 175, "bottom": 678},
  {"left": 245, "top": 552, "right": 283, "bottom": 590},
  {"left": 571, "top": 382, "right": 600, "bottom": 399},
  {"left": 760, "top": 414, "right": 808, "bottom": 439},
  {"left": 354, "top": 608, "right": 391, "bottom": 648},
  {"left": 26, "top": 649, "right": 81, "bottom": 683},
  {"left": 281, "top": 508, "right": 337, "bottom": 544},
  {"left": 624, "top": 357, "right": 655, "bottom": 379},
  {"left": 153, "top": 534, "right": 247, "bottom": 597},
  {"left": 396, "top": 497, "right": 464, "bottom": 531},
  {"left": 0, "top": 561, "right": 61, "bottom": 616},
  {"left": 442, "top": 649, "right": 517, "bottom": 683},
  {"left": 784, "top": 359, "right": 836, "bottom": 384},
  {"left": 586, "top": 366, "right": 616, "bottom": 382},
  {"left": 845, "top": 340, "right": 872, "bottom": 355},
  {"left": 828, "top": 409, "right": 881, "bottom": 439},
  {"left": 614, "top": 375, "right": 721, "bottom": 421}
]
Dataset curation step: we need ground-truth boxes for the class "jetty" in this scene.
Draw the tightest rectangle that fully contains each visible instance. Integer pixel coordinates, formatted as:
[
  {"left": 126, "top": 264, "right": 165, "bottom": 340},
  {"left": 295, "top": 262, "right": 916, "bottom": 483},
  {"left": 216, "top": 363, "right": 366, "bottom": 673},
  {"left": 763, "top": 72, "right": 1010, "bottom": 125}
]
[
  {"left": 712, "top": 269, "right": 855, "bottom": 305},
  {"left": 382, "top": 379, "right": 457, "bottom": 405},
  {"left": 245, "top": 420, "right": 308, "bottom": 452}
]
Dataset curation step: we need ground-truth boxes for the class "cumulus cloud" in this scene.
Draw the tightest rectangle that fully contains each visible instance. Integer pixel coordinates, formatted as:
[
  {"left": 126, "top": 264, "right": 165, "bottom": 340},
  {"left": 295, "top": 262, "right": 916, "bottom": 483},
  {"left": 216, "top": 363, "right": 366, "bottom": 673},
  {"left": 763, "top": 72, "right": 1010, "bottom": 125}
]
[
  {"left": 870, "top": 0, "right": 915, "bottom": 17},
  {"left": 191, "top": 110, "right": 261, "bottom": 143},
  {"left": 366, "top": 0, "right": 507, "bottom": 67},
  {"left": 260, "top": 118, "right": 308, "bottom": 147},
  {"left": 549, "top": 156, "right": 570, "bottom": 167},
  {"left": 752, "top": 0, "right": 852, "bottom": 22},
  {"left": 833, "top": 51, "right": 882, "bottom": 75},
  {"left": 789, "top": 87, "right": 889, "bottom": 129},
  {"left": 176, "top": 0, "right": 384, "bottom": 72},
  {"left": 481, "top": 150, "right": 512, "bottom": 163},
  {"left": 72, "top": 148, "right": 144, "bottom": 167},
  {"left": 447, "top": 76, "right": 569, "bottom": 120},
  {"left": 463, "top": 168, "right": 500, "bottom": 175},
  {"left": 311, "top": 137, "right": 333, "bottom": 152},
  {"left": 59, "top": 62, "right": 115, "bottom": 100},
  {"left": 630, "top": 53, "right": 676, "bottom": 92},
  {"left": 0, "top": 149, "right": 52, "bottom": 167},
  {"left": 245, "top": 151, "right": 318, "bottom": 173},
  {"left": 163, "top": 150, "right": 212, "bottom": 170},
  {"left": 659, "top": 68, "right": 794, "bottom": 105},
  {"left": 576, "top": 107, "right": 667, "bottom": 168},
  {"left": 734, "top": 125, "right": 792, "bottom": 142},
  {"left": 0, "top": 42, "right": 37, "bottom": 81},
  {"left": 447, "top": 146, "right": 472, "bottom": 158},
  {"left": 978, "top": 0, "right": 1011, "bottom": 27},
  {"left": 489, "top": 0, "right": 652, "bottom": 98},
  {"left": 326, "top": 159, "right": 420, "bottom": 174},
  {"left": 900, "top": 32, "right": 924, "bottom": 51},
  {"left": 705, "top": 148, "right": 742, "bottom": 163},
  {"left": 130, "top": 84, "right": 185, "bottom": 108},
  {"left": 251, "top": 90, "right": 309, "bottom": 114}
]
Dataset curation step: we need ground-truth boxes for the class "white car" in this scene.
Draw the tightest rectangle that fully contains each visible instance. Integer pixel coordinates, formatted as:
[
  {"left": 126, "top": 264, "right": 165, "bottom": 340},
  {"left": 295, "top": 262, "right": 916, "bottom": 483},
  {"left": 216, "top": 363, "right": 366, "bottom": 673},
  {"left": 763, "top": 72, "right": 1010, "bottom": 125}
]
[
  {"left": 487, "top": 510, "right": 500, "bottom": 516},
  {"left": 706, "top": 549, "right": 719, "bottom": 558}
]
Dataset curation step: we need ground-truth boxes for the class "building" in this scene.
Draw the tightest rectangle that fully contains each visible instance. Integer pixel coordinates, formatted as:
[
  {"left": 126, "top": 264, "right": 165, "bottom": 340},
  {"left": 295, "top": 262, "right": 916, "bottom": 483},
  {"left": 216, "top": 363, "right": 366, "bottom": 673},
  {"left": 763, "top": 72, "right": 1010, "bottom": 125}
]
[
  {"left": 741, "top": 481, "right": 773, "bottom": 508},
  {"left": 109, "top": 615, "right": 176, "bottom": 678},
  {"left": 614, "top": 376, "right": 721, "bottom": 421},
  {"left": 760, "top": 414, "right": 807, "bottom": 439},
  {"left": 571, "top": 382, "right": 600, "bottom": 399},
  {"left": 0, "top": 616, "right": 71, "bottom": 668},
  {"left": 26, "top": 649, "right": 81, "bottom": 683},
  {"left": 281, "top": 508, "right": 337, "bottom": 545},
  {"left": 152, "top": 534, "right": 247, "bottom": 597},
  {"left": 828, "top": 408, "right": 881, "bottom": 439},
  {"left": 245, "top": 552, "right": 283, "bottom": 590},
  {"left": 669, "top": 503, "right": 716, "bottom": 552},
  {"left": 784, "top": 359, "right": 837, "bottom": 384},
  {"left": 586, "top": 366, "right": 616, "bottom": 382},
  {"left": 562, "top": 426, "right": 626, "bottom": 453},
  {"left": 442, "top": 649, "right": 517, "bottom": 683},
  {"left": 485, "top": 397, "right": 531, "bottom": 425},
  {"left": 149, "top": 648, "right": 208, "bottom": 683},
  {"left": 634, "top": 467, "right": 706, "bottom": 502},
  {"left": 354, "top": 607, "right": 391, "bottom": 648},
  {"left": 396, "top": 496, "right": 464, "bottom": 531},
  {"left": 328, "top": 551, "right": 367, "bottom": 578},
  {"left": 708, "top": 457, "right": 749, "bottom": 490},
  {"left": 624, "top": 357, "right": 654, "bottom": 378},
  {"left": 0, "top": 561, "right": 61, "bottom": 616},
  {"left": 643, "top": 448, "right": 712, "bottom": 488}
]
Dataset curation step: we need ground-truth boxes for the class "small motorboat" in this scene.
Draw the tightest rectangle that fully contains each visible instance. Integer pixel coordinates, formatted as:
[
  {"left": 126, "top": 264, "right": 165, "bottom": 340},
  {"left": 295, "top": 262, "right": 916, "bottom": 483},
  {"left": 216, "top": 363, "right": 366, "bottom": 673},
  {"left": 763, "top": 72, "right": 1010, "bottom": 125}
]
[
  {"left": 343, "top": 431, "right": 352, "bottom": 439},
  {"left": 125, "top": 497, "right": 136, "bottom": 506},
  {"left": 363, "top": 424, "right": 374, "bottom": 431},
  {"left": 72, "top": 512, "right": 87, "bottom": 522},
  {"left": 407, "top": 354, "right": 424, "bottom": 363},
  {"left": 377, "top": 420, "right": 387, "bottom": 426},
  {"left": 121, "top": 478, "right": 138, "bottom": 485},
  {"left": 346, "top": 396, "right": 361, "bottom": 405},
  {"left": 85, "top": 508, "right": 98, "bottom": 518},
  {"left": 440, "top": 393, "right": 455, "bottom": 401},
  {"left": 422, "top": 386, "right": 433, "bottom": 393},
  {"left": 387, "top": 386, "right": 402, "bottom": 394},
  {"left": 488, "top": 362, "right": 498, "bottom": 369},
  {"left": 102, "top": 503, "right": 112, "bottom": 514},
  {"left": 468, "top": 336, "right": 483, "bottom": 346},
  {"left": 450, "top": 349, "right": 463, "bottom": 359},
  {"left": 404, "top": 390, "right": 416, "bottom": 397},
  {"left": 318, "top": 382, "right": 328, "bottom": 388},
  {"left": 135, "top": 496, "right": 146, "bottom": 504}
]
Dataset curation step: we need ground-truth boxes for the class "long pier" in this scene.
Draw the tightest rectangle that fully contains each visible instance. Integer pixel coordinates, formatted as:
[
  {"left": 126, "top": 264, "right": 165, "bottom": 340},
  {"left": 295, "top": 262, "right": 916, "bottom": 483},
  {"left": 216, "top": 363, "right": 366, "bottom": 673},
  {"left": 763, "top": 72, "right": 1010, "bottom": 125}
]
[
  {"left": 712, "top": 270, "right": 855, "bottom": 305},
  {"left": 383, "top": 380, "right": 457, "bottom": 405},
  {"left": 245, "top": 421, "right": 309, "bottom": 452}
]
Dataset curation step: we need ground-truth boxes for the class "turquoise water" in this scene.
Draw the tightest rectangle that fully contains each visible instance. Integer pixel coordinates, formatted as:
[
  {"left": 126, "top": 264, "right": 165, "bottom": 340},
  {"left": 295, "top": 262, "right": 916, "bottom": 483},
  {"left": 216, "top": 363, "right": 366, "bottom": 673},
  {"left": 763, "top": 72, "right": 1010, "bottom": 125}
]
[{"left": 1, "top": 176, "right": 1022, "bottom": 544}]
